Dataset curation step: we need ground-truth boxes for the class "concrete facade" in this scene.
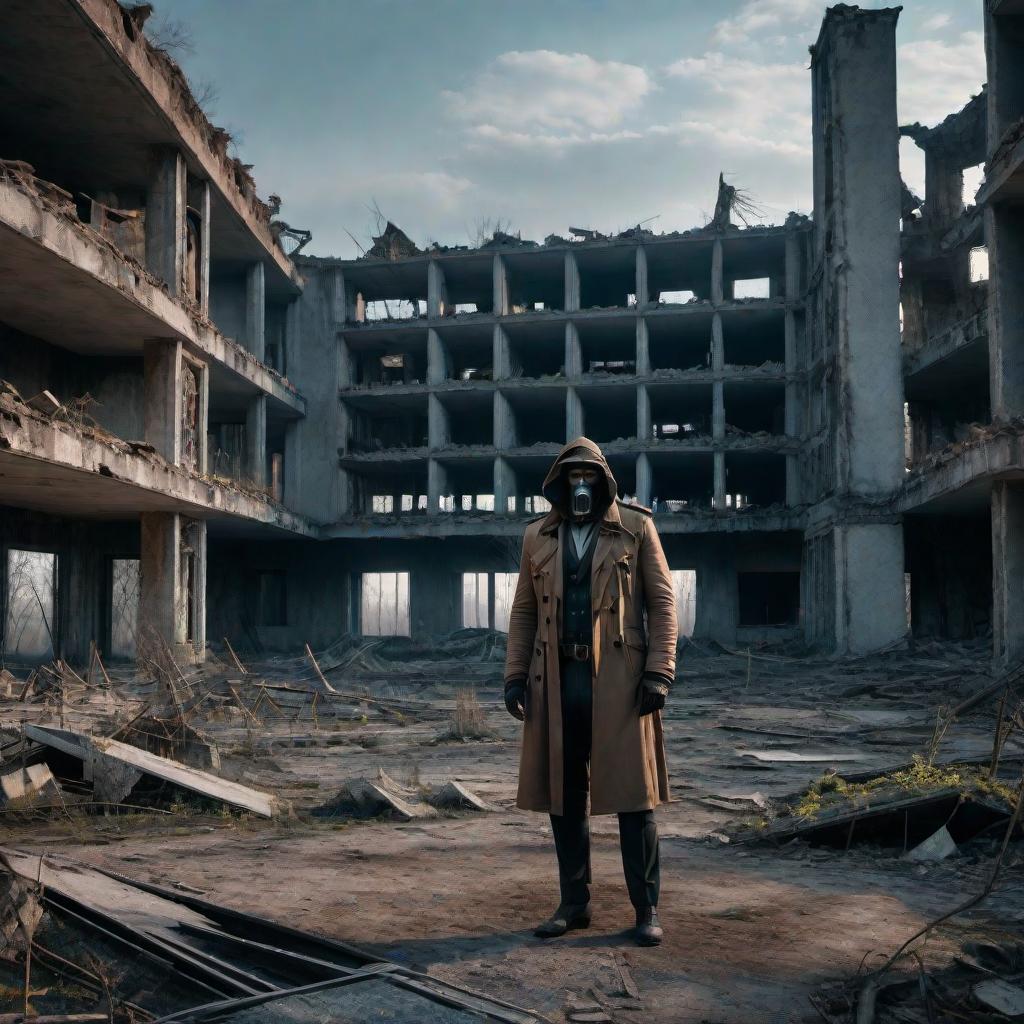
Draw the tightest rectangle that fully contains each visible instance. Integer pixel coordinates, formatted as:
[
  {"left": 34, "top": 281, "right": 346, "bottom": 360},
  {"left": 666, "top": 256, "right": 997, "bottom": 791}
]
[{"left": 1, "top": 1, "right": 1022, "bottom": 666}]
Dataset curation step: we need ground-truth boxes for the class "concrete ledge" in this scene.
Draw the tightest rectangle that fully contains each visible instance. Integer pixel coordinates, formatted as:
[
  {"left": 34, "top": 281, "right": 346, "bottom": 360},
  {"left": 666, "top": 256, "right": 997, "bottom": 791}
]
[
  {"left": 903, "top": 313, "right": 988, "bottom": 396},
  {"left": 0, "top": 176, "right": 304, "bottom": 417},
  {"left": 321, "top": 509, "right": 805, "bottom": 539},
  {"left": 978, "top": 121, "right": 1024, "bottom": 205},
  {"left": 0, "top": 392, "right": 316, "bottom": 537},
  {"left": 899, "top": 423, "right": 1024, "bottom": 514}
]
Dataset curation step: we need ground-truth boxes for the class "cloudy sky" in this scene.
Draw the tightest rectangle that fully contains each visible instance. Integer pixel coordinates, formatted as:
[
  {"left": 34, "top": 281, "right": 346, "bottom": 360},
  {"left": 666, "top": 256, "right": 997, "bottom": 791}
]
[{"left": 154, "top": 0, "right": 986, "bottom": 258}]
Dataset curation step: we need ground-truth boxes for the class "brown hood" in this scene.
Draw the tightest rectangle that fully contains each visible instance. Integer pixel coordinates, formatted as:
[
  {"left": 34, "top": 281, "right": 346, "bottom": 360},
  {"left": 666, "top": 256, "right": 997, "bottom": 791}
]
[{"left": 541, "top": 436, "right": 617, "bottom": 517}]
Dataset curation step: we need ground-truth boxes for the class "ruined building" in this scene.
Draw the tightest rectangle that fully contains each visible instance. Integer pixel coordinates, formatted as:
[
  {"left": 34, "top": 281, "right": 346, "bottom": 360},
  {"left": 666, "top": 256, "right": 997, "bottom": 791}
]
[{"left": 0, "top": 2, "right": 1021, "bottom": 669}]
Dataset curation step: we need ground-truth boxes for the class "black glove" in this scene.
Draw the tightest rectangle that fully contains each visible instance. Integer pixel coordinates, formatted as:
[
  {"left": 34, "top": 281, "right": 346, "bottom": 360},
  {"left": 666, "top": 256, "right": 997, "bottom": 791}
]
[
  {"left": 637, "top": 672, "right": 670, "bottom": 717},
  {"left": 504, "top": 677, "right": 527, "bottom": 721}
]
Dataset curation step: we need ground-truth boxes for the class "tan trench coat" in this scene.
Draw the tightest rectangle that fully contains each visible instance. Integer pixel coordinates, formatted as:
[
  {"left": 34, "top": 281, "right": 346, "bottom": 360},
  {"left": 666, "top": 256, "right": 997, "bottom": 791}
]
[{"left": 504, "top": 438, "right": 678, "bottom": 816}]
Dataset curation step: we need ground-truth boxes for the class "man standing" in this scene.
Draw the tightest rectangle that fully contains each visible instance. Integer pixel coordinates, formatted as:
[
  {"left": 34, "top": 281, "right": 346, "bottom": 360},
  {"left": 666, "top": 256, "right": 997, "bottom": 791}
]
[{"left": 503, "top": 437, "right": 678, "bottom": 946}]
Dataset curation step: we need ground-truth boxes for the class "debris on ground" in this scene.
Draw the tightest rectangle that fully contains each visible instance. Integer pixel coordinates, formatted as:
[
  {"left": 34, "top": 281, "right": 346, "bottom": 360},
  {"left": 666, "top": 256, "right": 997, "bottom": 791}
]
[{"left": 313, "top": 771, "right": 493, "bottom": 821}]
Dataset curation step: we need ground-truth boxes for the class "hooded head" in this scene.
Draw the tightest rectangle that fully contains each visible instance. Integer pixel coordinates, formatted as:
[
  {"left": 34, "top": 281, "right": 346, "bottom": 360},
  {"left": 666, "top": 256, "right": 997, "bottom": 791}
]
[{"left": 541, "top": 437, "right": 617, "bottom": 522}]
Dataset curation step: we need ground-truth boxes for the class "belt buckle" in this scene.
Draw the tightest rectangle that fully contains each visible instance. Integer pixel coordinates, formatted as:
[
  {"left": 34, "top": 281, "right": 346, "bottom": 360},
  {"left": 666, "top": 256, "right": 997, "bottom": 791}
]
[{"left": 573, "top": 643, "right": 589, "bottom": 662}]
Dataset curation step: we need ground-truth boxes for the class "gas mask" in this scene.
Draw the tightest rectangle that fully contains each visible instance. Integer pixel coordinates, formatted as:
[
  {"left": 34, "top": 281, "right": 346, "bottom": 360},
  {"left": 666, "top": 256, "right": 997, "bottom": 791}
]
[{"left": 571, "top": 479, "right": 594, "bottom": 519}]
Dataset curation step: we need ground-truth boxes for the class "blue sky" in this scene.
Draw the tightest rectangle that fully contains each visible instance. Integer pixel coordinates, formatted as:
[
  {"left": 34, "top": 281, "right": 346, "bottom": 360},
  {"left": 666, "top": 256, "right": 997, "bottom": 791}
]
[{"left": 153, "top": 0, "right": 986, "bottom": 258}]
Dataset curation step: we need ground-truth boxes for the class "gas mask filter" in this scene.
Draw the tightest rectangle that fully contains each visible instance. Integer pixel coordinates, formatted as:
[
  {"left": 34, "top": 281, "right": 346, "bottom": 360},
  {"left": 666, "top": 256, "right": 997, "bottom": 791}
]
[{"left": 571, "top": 479, "right": 593, "bottom": 518}]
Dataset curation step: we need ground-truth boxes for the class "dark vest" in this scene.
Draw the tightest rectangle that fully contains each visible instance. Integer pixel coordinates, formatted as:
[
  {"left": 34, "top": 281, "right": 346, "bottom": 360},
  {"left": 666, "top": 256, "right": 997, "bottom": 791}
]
[{"left": 562, "top": 523, "right": 596, "bottom": 644}]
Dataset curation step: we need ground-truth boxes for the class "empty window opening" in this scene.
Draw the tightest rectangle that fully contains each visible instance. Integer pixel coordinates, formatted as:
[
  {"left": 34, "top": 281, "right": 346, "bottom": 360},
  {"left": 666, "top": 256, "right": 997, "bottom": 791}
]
[
  {"left": 722, "top": 313, "right": 785, "bottom": 366},
  {"left": 962, "top": 163, "right": 985, "bottom": 207},
  {"left": 353, "top": 349, "right": 427, "bottom": 386},
  {"left": 724, "top": 382, "right": 786, "bottom": 435},
  {"left": 970, "top": 246, "right": 989, "bottom": 283},
  {"left": 648, "top": 317, "right": 712, "bottom": 372},
  {"left": 455, "top": 303, "right": 479, "bottom": 315},
  {"left": 507, "top": 394, "right": 565, "bottom": 447},
  {"left": 724, "top": 452, "right": 787, "bottom": 507},
  {"left": 507, "top": 332, "right": 565, "bottom": 380},
  {"left": 732, "top": 278, "right": 771, "bottom": 300},
  {"left": 363, "top": 298, "right": 424, "bottom": 321},
  {"left": 650, "top": 456, "right": 714, "bottom": 511},
  {"left": 658, "top": 290, "right": 697, "bottom": 305},
  {"left": 459, "top": 494, "right": 495, "bottom": 511},
  {"left": 580, "top": 390, "right": 637, "bottom": 443},
  {"left": 523, "top": 495, "right": 552, "bottom": 514},
  {"left": 360, "top": 572, "right": 411, "bottom": 636},
  {"left": 462, "top": 571, "right": 520, "bottom": 631},
  {"left": 110, "top": 558, "right": 140, "bottom": 660},
  {"left": 258, "top": 571, "right": 287, "bottom": 627},
  {"left": 463, "top": 572, "right": 489, "bottom": 628},
  {"left": 579, "top": 324, "right": 636, "bottom": 375},
  {"left": 738, "top": 571, "right": 799, "bottom": 626},
  {"left": 372, "top": 495, "right": 395, "bottom": 513},
  {"left": 650, "top": 385, "right": 712, "bottom": 438},
  {"left": 672, "top": 569, "right": 697, "bottom": 638},
  {"left": 4, "top": 550, "right": 57, "bottom": 661},
  {"left": 494, "top": 572, "right": 518, "bottom": 631}
]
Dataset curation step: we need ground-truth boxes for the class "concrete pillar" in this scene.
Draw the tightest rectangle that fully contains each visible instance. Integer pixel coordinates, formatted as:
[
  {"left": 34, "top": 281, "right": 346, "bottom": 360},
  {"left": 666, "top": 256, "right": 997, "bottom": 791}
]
[
  {"left": 635, "top": 246, "right": 649, "bottom": 307},
  {"left": 339, "top": 339, "right": 354, "bottom": 389},
  {"left": 636, "top": 318, "right": 650, "bottom": 375},
  {"left": 711, "top": 238, "right": 724, "bottom": 305},
  {"left": 283, "top": 298, "right": 299, "bottom": 379},
  {"left": 785, "top": 308, "right": 801, "bottom": 506},
  {"left": 833, "top": 523, "right": 907, "bottom": 654},
  {"left": 338, "top": 468, "right": 354, "bottom": 516},
  {"left": 694, "top": 536, "right": 737, "bottom": 645},
  {"left": 565, "top": 322, "right": 582, "bottom": 377},
  {"left": 784, "top": 226, "right": 802, "bottom": 301},
  {"left": 712, "top": 382, "right": 725, "bottom": 439},
  {"left": 284, "top": 420, "right": 302, "bottom": 507},
  {"left": 566, "top": 387, "right": 584, "bottom": 440},
  {"left": 245, "top": 394, "right": 267, "bottom": 487},
  {"left": 494, "top": 391, "right": 516, "bottom": 449},
  {"left": 714, "top": 452, "right": 726, "bottom": 509},
  {"left": 637, "top": 385, "right": 651, "bottom": 440},
  {"left": 139, "top": 513, "right": 205, "bottom": 662},
  {"left": 924, "top": 150, "right": 964, "bottom": 231},
  {"left": 493, "top": 324, "right": 511, "bottom": 380},
  {"left": 987, "top": 203, "right": 1024, "bottom": 419},
  {"left": 427, "top": 260, "right": 448, "bottom": 318},
  {"left": 331, "top": 269, "right": 357, "bottom": 325},
  {"left": 428, "top": 393, "right": 450, "bottom": 448},
  {"left": 992, "top": 481, "right": 1024, "bottom": 668},
  {"left": 427, "top": 329, "right": 447, "bottom": 385},
  {"left": 565, "top": 251, "right": 581, "bottom": 312},
  {"left": 494, "top": 456, "right": 516, "bottom": 515},
  {"left": 199, "top": 180, "right": 211, "bottom": 314},
  {"left": 636, "top": 452, "right": 652, "bottom": 507},
  {"left": 493, "top": 255, "right": 510, "bottom": 317},
  {"left": 711, "top": 312, "right": 724, "bottom": 371},
  {"left": 194, "top": 357, "right": 209, "bottom": 475},
  {"left": 246, "top": 263, "right": 266, "bottom": 362},
  {"left": 143, "top": 339, "right": 183, "bottom": 465},
  {"left": 428, "top": 458, "right": 449, "bottom": 515},
  {"left": 145, "top": 149, "right": 186, "bottom": 295}
]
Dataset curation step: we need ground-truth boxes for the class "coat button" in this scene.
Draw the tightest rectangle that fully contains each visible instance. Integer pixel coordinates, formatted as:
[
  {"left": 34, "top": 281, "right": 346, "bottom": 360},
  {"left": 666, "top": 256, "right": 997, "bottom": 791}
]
[
  {"left": 613, "top": 639, "right": 622, "bottom": 648},
  {"left": 545, "top": 616, "right": 550, "bottom": 624},
  {"left": 535, "top": 674, "right": 541, "bottom": 681},
  {"left": 535, "top": 648, "right": 541, "bottom": 655}
]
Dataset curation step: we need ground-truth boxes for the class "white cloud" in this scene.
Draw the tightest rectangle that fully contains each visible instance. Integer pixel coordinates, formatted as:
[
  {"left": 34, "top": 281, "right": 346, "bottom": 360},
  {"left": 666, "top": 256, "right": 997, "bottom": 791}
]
[
  {"left": 711, "top": 0, "right": 823, "bottom": 47},
  {"left": 922, "top": 13, "right": 952, "bottom": 32},
  {"left": 444, "top": 50, "right": 653, "bottom": 144},
  {"left": 897, "top": 31, "right": 985, "bottom": 127},
  {"left": 664, "top": 53, "right": 811, "bottom": 157},
  {"left": 467, "top": 123, "right": 643, "bottom": 151}
]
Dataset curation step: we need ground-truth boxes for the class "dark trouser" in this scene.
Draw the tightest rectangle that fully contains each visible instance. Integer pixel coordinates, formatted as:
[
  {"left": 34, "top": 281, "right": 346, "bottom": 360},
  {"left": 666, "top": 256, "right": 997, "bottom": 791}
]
[{"left": 549, "top": 658, "right": 660, "bottom": 910}]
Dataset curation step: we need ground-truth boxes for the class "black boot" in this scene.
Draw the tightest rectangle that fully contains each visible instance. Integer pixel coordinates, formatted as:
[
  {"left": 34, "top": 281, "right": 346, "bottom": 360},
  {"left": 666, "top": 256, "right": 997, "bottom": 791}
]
[
  {"left": 534, "top": 901, "right": 592, "bottom": 938},
  {"left": 634, "top": 906, "right": 663, "bottom": 946}
]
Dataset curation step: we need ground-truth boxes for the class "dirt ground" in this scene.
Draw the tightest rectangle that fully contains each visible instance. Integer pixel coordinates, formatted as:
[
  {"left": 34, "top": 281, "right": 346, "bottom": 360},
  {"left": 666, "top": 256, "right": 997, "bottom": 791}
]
[{"left": 5, "top": 638, "right": 1022, "bottom": 1022}]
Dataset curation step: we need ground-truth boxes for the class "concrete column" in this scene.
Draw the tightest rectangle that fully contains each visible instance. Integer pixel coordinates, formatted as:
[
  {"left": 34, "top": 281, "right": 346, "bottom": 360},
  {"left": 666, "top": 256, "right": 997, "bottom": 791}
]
[
  {"left": 636, "top": 452, "right": 652, "bottom": 507},
  {"left": 331, "top": 269, "right": 357, "bottom": 325},
  {"left": 338, "top": 468, "right": 354, "bottom": 516},
  {"left": 712, "top": 382, "right": 725, "bottom": 439},
  {"left": 784, "top": 226, "right": 801, "bottom": 301},
  {"left": 428, "top": 393, "right": 450, "bottom": 448},
  {"left": 199, "top": 180, "right": 211, "bottom": 314},
  {"left": 635, "top": 246, "right": 649, "bottom": 307},
  {"left": 494, "top": 456, "right": 516, "bottom": 515},
  {"left": 194, "top": 358, "right": 209, "bottom": 475},
  {"left": 833, "top": 523, "right": 906, "bottom": 654},
  {"left": 338, "top": 339, "right": 354, "bottom": 389},
  {"left": 714, "top": 452, "right": 726, "bottom": 509},
  {"left": 636, "top": 318, "right": 651, "bottom": 375},
  {"left": 711, "top": 312, "right": 724, "bottom": 371},
  {"left": 245, "top": 394, "right": 267, "bottom": 487},
  {"left": 711, "top": 238, "right": 724, "bottom": 305},
  {"left": 494, "top": 390, "right": 516, "bottom": 449},
  {"left": 283, "top": 298, "right": 299, "bottom": 379},
  {"left": 566, "top": 387, "right": 584, "bottom": 440},
  {"left": 493, "top": 324, "right": 511, "bottom": 380},
  {"left": 993, "top": 481, "right": 1024, "bottom": 668},
  {"left": 143, "top": 339, "right": 183, "bottom": 465},
  {"left": 145, "top": 149, "right": 186, "bottom": 295},
  {"left": 785, "top": 308, "right": 800, "bottom": 506},
  {"left": 565, "top": 251, "right": 581, "bottom": 312},
  {"left": 186, "top": 518, "right": 207, "bottom": 658},
  {"left": 245, "top": 263, "right": 266, "bottom": 362},
  {"left": 987, "top": 204, "right": 1024, "bottom": 418},
  {"left": 428, "top": 458, "right": 449, "bottom": 515},
  {"left": 427, "top": 328, "right": 447, "bottom": 385},
  {"left": 637, "top": 385, "right": 651, "bottom": 440},
  {"left": 694, "top": 536, "right": 737, "bottom": 645},
  {"left": 427, "top": 260, "right": 448, "bottom": 319},
  {"left": 284, "top": 419, "right": 302, "bottom": 507},
  {"left": 565, "top": 322, "right": 582, "bottom": 377},
  {"left": 924, "top": 151, "right": 963, "bottom": 231},
  {"left": 493, "top": 255, "right": 510, "bottom": 317}
]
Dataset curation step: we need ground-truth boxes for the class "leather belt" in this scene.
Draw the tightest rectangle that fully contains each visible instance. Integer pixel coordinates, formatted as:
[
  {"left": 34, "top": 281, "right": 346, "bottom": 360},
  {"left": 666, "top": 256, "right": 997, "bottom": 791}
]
[{"left": 560, "top": 642, "right": 591, "bottom": 662}]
